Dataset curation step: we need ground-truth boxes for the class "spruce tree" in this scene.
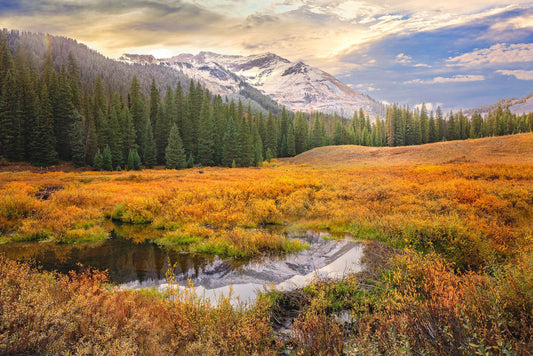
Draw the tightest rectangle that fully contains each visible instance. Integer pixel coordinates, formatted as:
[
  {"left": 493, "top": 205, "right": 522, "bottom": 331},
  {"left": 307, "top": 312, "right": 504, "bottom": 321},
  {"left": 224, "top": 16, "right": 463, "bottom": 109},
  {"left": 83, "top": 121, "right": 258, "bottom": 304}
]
[
  {"left": 107, "top": 104, "right": 123, "bottom": 169},
  {"left": 55, "top": 67, "right": 75, "bottom": 159},
  {"left": 127, "top": 148, "right": 142, "bottom": 170},
  {"left": 165, "top": 124, "right": 186, "bottom": 169},
  {"left": 0, "top": 70, "right": 22, "bottom": 160},
  {"left": 32, "top": 83, "right": 58, "bottom": 167},
  {"left": 420, "top": 103, "right": 429, "bottom": 144},
  {"left": 121, "top": 107, "right": 137, "bottom": 159},
  {"left": 93, "top": 149, "right": 103, "bottom": 171},
  {"left": 287, "top": 119, "right": 296, "bottom": 156},
  {"left": 149, "top": 78, "right": 160, "bottom": 132},
  {"left": 197, "top": 94, "right": 215, "bottom": 166},
  {"left": 265, "top": 111, "right": 277, "bottom": 157},
  {"left": 294, "top": 113, "right": 309, "bottom": 154},
  {"left": 251, "top": 123, "right": 263, "bottom": 166},
  {"left": 102, "top": 145, "right": 113, "bottom": 171},
  {"left": 142, "top": 119, "right": 157, "bottom": 168},
  {"left": 159, "top": 87, "right": 175, "bottom": 164},
  {"left": 69, "top": 110, "right": 85, "bottom": 167},
  {"left": 222, "top": 117, "right": 239, "bottom": 167}
]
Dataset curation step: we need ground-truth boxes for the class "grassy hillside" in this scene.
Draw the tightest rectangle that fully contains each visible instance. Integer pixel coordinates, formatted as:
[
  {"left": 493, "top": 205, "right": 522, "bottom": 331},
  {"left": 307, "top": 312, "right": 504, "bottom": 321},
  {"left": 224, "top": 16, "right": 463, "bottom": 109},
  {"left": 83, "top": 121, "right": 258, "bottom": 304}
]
[{"left": 288, "top": 132, "right": 533, "bottom": 166}]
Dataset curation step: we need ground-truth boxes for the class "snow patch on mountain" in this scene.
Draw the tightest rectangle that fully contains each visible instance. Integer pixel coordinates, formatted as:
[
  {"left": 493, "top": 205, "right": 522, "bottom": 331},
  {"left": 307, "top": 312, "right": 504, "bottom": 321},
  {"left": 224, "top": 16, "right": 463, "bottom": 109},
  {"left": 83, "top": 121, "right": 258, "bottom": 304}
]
[
  {"left": 119, "top": 52, "right": 384, "bottom": 118},
  {"left": 464, "top": 92, "right": 533, "bottom": 116}
]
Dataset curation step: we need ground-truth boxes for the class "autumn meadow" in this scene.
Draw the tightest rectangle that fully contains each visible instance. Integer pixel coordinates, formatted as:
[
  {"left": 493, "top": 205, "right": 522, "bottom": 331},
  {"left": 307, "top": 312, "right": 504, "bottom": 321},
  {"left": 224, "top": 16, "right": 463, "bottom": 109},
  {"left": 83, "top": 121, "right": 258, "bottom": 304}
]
[{"left": 0, "top": 133, "right": 531, "bottom": 354}]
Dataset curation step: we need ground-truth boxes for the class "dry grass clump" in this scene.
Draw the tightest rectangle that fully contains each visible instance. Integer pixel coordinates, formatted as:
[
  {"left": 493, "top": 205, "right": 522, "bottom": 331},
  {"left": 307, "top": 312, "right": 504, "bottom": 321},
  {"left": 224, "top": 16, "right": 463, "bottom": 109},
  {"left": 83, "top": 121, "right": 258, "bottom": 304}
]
[{"left": 0, "top": 255, "right": 276, "bottom": 355}]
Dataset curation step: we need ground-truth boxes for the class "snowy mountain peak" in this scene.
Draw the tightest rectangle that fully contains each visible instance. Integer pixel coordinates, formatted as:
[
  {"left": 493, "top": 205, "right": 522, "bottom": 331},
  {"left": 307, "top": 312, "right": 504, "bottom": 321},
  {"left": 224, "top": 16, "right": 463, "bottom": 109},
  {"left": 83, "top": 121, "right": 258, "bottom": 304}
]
[{"left": 120, "top": 51, "right": 384, "bottom": 118}]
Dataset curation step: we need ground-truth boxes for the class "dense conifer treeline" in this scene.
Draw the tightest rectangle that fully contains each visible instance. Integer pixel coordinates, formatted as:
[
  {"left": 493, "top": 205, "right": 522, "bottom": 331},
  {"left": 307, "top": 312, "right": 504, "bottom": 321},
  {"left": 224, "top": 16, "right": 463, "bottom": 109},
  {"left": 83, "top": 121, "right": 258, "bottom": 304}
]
[{"left": 1, "top": 30, "right": 532, "bottom": 170}]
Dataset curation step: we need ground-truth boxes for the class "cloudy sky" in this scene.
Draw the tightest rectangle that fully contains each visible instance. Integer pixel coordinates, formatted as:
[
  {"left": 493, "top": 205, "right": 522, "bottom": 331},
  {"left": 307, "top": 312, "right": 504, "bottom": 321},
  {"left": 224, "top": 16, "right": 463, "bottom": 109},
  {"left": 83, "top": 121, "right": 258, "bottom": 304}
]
[{"left": 2, "top": 0, "right": 533, "bottom": 110}]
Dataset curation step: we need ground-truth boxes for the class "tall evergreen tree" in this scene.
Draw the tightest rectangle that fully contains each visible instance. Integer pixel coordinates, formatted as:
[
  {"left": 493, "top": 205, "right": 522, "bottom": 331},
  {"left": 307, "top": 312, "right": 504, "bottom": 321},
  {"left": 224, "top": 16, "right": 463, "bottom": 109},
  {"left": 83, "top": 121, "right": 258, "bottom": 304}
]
[
  {"left": 93, "top": 149, "right": 103, "bottom": 171},
  {"left": 265, "top": 111, "right": 277, "bottom": 157},
  {"left": 69, "top": 110, "right": 85, "bottom": 167},
  {"left": 165, "top": 124, "right": 186, "bottom": 169},
  {"left": 32, "top": 83, "right": 58, "bottom": 167},
  {"left": 127, "top": 148, "right": 142, "bottom": 170},
  {"left": 149, "top": 78, "right": 160, "bottom": 132},
  {"left": 0, "top": 70, "right": 23, "bottom": 160},
  {"left": 102, "top": 145, "right": 113, "bottom": 171},
  {"left": 287, "top": 119, "right": 296, "bottom": 157},
  {"left": 197, "top": 93, "right": 215, "bottom": 166},
  {"left": 142, "top": 119, "right": 157, "bottom": 168},
  {"left": 222, "top": 117, "right": 239, "bottom": 167},
  {"left": 294, "top": 113, "right": 309, "bottom": 154}
]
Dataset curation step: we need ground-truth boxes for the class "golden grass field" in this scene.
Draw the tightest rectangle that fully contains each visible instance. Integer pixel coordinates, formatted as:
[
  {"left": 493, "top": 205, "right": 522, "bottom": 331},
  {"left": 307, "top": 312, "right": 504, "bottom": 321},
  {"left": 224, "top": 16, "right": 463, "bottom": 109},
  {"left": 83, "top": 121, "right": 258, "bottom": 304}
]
[
  {"left": 288, "top": 132, "right": 533, "bottom": 166},
  {"left": 0, "top": 133, "right": 532, "bottom": 354}
]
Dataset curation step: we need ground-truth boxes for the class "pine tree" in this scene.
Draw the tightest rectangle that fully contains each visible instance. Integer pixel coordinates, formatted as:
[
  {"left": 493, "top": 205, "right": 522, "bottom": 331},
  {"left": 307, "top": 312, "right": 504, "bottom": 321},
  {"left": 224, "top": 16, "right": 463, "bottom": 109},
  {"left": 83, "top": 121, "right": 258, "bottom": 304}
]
[
  {"left": 287, "top": 119, "right": 296, "bottom": 156},
  {"left": 197, "top": 94, "right": 215, "bottom": 166},
  {"left": 107, "top": 102, "right": 123, "bottom": 169},
  {"left": 149, "top": 78, "right": 160, "bottom": 132},
  {"left": 67, "top": 52, "right": 82, "bottom": 111},
  {"left": 84, "top": 117, "right": 98, "bottom": 165},
  {"left": 420, "top": 103, "right": 429, "bottom": 144},
  {"left": 310, "top": 115, "right": 324, "bottom": 148},
  {"left": 251, "top": 122, "right": 263, "bottom": 166},
  {"left": 0, "top": 70, "right": 23, "bottom": 160},
  {"left": 265, "top": 148, "right": 273, "bottom": 162},
  {"left": 102, "top": 145, "right": 113, "bottom": 171},
  {"left": 127, "top": 148, "right": 142, "bottom": 170},
  {"left": 428, "top": 112, "right": 436, "bottom": 143},
  {"left": 69, "top": 110, "right": 85, "bottom": 167},
  {"left": 54, "top": 67, "right": 75, "bottom": 159},
  {"left": 165, "top": 124, "right": 187, "bottom": 169},
  {"left": 265, "top": 111, "right": 277, "bottom": 157},
  {"left": 93, "top": 149, "right": 103, "bottom": 171},
  {"left": 278, "top": 107, "right": 289, "bottom": 156},
  {"left": 294, "top": 113, "right": 308, "bottom": 154},
  {"left": 129, "top": 76, "right": 148, "bottom": 150},
  {"left": 143, "top": 119, "right": 157, "bottom": 168},
  {"left": 158, "top": 87, "right": 175, "bottom": 164},
  {"left": 435, "top": 106, "right": 444, "bottom": 141},
  {"left": 238, "top": 114, "right": 254, "bottom": 166},
  {"left": 121, "top": 107, "right": 137, "bottom": 159},
  {"left": 222, "top": 117, "right": 239, "bottom": 167},
  {"left": 32, "top": 83, "right": 58, "bottom": 167}
]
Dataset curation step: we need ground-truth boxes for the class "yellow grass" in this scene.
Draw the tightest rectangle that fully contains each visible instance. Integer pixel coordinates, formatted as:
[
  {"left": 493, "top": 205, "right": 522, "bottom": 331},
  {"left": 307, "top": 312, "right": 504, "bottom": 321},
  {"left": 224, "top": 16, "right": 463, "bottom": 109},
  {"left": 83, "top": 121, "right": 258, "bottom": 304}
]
[{"left": 287, "top": 132, "right": 533, "bottom": 166}]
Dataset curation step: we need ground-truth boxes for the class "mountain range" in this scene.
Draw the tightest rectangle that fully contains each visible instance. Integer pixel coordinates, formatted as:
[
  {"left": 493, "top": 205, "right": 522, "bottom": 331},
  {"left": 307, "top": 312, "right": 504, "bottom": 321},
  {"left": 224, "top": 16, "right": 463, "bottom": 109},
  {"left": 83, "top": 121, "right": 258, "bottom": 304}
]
[
  {"left": 119, "top": 52, "right": 386, "bottom": 119},
  {"left": 464, "top": 93, "right": 533, "bottom": 117}
]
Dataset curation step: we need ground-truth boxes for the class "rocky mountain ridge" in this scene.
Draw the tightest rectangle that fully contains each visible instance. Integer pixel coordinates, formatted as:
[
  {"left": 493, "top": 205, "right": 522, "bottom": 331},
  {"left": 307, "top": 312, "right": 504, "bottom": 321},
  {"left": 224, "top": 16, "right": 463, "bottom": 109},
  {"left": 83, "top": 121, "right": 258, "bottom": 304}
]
[{"left": 120, "top": 51, "right": 385, "bottom": 118}]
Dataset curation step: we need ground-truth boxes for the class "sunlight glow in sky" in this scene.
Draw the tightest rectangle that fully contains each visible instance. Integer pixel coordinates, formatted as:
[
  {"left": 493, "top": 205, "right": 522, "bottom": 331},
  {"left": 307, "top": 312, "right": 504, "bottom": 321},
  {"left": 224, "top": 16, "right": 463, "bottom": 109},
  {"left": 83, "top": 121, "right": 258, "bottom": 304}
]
[{"left": 1, "top": 0, "right": 532, "bottom": 110}]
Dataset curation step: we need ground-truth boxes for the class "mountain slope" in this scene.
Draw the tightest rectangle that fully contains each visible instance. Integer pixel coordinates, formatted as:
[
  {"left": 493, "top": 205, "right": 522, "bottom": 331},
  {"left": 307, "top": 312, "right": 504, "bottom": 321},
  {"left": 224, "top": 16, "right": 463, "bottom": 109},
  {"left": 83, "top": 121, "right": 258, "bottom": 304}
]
[
  {"left": 120, "top": 51, "right": 385, "bottom": 118},
  {"left": 5, "top": 30, "right": 279, "bottom": 114},
  {"left": 464, "top": 93, "right": 533, "bottom": 116}
]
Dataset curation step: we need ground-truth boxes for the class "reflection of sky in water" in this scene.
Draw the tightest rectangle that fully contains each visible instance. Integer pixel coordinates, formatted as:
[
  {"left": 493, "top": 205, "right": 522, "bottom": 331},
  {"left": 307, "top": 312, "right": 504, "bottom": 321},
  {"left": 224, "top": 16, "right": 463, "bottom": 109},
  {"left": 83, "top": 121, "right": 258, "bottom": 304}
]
[{"left": 0, "top": 227, "right": 365, "bottom": 303}]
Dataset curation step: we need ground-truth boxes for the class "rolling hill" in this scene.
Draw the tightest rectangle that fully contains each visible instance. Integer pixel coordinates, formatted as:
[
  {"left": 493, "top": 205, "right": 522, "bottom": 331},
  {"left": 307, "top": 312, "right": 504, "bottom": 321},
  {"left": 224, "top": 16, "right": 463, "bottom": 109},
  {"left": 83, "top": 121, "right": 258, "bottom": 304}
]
[{"left": 287, "top": 133, "right": 533, "bottom": 166}]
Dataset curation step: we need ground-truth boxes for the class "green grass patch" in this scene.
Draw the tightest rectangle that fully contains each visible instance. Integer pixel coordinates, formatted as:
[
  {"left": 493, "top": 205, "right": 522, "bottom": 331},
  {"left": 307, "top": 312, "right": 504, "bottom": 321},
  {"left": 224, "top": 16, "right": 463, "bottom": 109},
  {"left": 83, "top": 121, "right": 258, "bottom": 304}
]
[{"left": 55, "top": 226, "right": 108, "bottom": 244}]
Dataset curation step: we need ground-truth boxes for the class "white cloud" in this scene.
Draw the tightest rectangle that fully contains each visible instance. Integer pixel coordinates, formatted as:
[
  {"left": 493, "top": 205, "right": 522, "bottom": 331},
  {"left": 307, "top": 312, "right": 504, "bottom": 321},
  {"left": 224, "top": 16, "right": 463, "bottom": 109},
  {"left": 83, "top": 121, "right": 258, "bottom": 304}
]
[
  {"left": 396, "top": 53, "right": 432, "bottom": 67},
  {"left": 396, "top": 53, "right": 412, "bottom": 64},
  {"left": 404, "top": 78, "right": 425, "bottom": 84},
  {"left": 433, "top": 75, "right": 485, "bottom": 83},
  {"left": 404, "top": 74, "right": 485, "bottom": 84},
  {"left": 496, "top": 69, "right": 533, "bottom": 80},
  {"left": 447, "top": 43, "right": 533, "bottom": 67},
  {"left": 490, "top": 14, "right": 533, "bottom": 31}
]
